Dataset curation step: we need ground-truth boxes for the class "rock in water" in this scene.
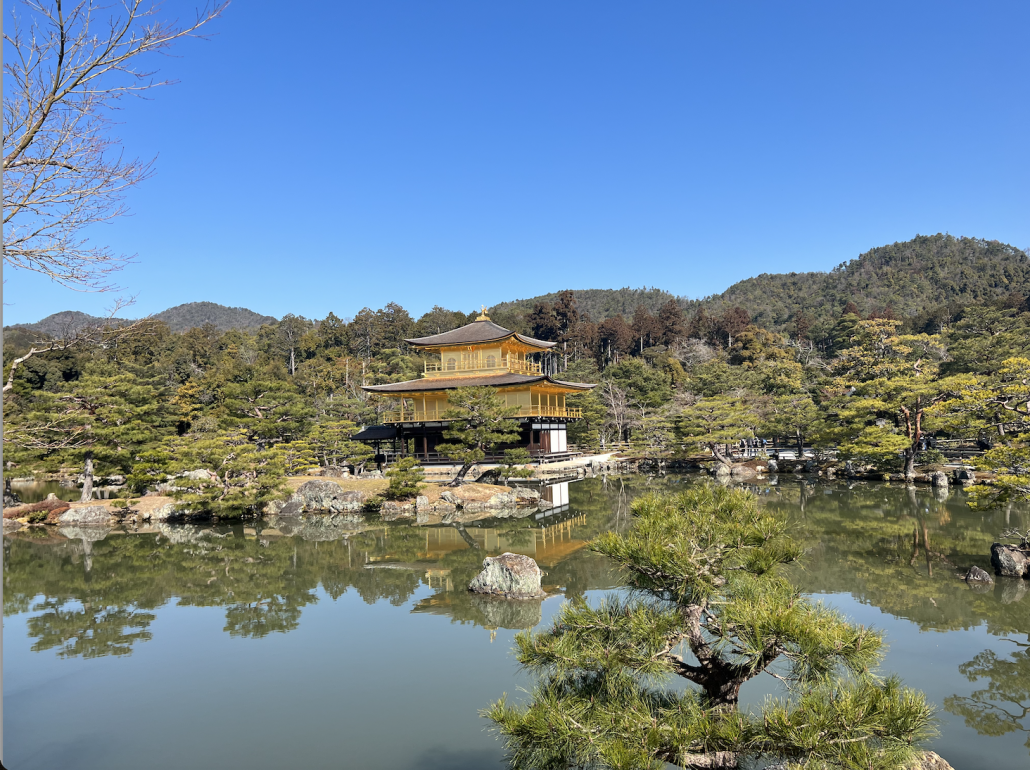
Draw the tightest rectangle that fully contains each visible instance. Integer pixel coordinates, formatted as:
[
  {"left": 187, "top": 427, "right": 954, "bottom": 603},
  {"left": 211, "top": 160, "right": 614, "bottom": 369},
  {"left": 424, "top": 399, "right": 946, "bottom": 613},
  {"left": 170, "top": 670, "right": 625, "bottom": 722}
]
[
  {"left": 930, "top": 471, "right": 948, "bottom": 488},
  {"left": 990, "top": 543, "right": 1030, "bottom": 578},
  {"left": 469, "top": 553, "right": 546, "bottom": 599},
  {"left": 964, "top": 566, "right": 993, "bottom": 583},
  {"left": 57, "top": 505, "right": 117, "bottom": 526}
]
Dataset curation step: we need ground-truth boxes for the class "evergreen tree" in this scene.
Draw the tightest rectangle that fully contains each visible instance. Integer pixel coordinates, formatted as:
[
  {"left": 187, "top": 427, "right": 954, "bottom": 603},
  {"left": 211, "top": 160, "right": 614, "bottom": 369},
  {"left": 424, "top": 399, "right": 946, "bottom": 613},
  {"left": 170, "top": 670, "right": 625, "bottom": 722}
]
[
  {"left": 675, "top": 394, "right": 757, "bottom": 465},
  {"left": 823, "top": 319, "right": 954, "bottom": 478},
  {"left": 436, "top": 387, "right": 522, "bottom": 485},
  {"left": 486, "top": 486, "right": 935, "bottom": 770},
  {"left": 6, "top": 366, "right": 173, "bottom": 500},
  {"left": 383, "top": 457, "right": 425, "bottom": 500},
  {"left": 168, "top": 429, "right": 287, "bottom": 517}
]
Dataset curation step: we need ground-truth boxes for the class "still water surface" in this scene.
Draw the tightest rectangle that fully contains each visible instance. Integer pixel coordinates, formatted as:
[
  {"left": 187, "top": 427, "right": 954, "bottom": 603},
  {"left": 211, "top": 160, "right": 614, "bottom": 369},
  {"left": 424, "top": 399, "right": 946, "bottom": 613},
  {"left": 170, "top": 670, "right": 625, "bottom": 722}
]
[{"left": 4, "top": 476, "right": 1029, "bottom": 769}]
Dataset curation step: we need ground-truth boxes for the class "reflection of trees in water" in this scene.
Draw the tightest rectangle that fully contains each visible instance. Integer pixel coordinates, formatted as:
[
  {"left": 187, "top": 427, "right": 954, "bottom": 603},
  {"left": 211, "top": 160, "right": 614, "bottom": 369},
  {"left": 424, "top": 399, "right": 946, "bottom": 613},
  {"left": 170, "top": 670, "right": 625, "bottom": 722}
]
[
  {"left": 3, "top": 477, "right": 650, "bottom": 655},
  {"left": 26, "top": 598, "right": 154, "bottom": 658},
  {"left": 946, "top": 638, "right": 1030, "bottom": 753},
  {"left": 14, "top": 476, "right": 1020, "bottom": 659}
]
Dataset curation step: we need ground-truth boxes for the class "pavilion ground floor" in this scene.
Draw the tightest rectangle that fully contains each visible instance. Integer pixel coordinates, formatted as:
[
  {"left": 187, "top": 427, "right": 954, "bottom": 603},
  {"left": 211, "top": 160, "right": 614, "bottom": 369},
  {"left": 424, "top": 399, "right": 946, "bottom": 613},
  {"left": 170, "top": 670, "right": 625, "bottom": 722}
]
[{"left": 353, "top": 418, "right": 575, "bottom": 465}]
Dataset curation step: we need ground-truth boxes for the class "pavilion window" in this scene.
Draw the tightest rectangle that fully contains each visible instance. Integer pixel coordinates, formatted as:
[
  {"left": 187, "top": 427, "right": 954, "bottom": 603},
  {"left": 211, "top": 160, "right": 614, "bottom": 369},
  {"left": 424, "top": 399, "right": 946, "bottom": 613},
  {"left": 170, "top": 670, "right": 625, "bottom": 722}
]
[
  {"left": 446, "top": 357, "right": 456, "bottom": 371},
  {"left": 486, "top": 355, "right": 496, "bottom": 368}
]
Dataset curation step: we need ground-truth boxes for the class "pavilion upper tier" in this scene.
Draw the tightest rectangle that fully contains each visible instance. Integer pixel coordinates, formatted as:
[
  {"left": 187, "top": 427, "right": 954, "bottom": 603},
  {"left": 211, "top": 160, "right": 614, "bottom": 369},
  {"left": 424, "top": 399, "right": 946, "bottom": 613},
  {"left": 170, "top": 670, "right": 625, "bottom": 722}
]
[{"left": 402, "top": 316, "right": 556, "bottom": 378}]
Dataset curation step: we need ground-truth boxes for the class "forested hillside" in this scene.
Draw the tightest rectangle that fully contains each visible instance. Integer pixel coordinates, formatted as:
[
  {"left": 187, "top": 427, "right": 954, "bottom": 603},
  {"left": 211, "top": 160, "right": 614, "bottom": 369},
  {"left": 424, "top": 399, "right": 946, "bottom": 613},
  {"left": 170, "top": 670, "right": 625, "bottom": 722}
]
[
  {"left": 10, "top": 310, "right": 128, "bottom": 338},
  {"left": 10, "top": 302, "right": 277, "bottom": 338},
  {"left": 491, "top": 287, "right": 677, "bottom": 322},
  {"left": 153, "top": 302, "right": 277, "bottom": 332},
  {"left": 702, "top": 234, "right": 1030, "bottom": 338},
  {"left": 493, "top": 235, "right": 1030, "bottom": 340}
]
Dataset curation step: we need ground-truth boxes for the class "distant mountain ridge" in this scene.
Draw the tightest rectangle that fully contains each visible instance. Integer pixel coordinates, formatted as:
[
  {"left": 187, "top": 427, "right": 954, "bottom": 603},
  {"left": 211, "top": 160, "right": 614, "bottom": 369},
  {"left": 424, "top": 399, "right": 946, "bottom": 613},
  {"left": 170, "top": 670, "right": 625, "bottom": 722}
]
[
  {"left": 492, "top": 234, "right": 1030, "bottom": 334},
  {"left": 153, "top": 302, "right": 277, "bottom": 332},
  {"left": 10, "top": 302, "right": 277, "bottom": 336},
  {"left": 8, "top": 235, "right": 1028, "bottom": 340}
]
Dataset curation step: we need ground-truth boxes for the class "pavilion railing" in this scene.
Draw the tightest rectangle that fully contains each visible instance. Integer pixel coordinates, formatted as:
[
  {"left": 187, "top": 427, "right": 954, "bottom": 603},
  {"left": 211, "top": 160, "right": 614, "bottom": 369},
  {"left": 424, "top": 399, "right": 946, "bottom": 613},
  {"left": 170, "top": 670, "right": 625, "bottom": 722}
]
[
  {"left": 423, "top": 354, "right": 541, "bottom": 377},
  {"left": 381, "top": 405, "right": 583, "bottom": 423}
]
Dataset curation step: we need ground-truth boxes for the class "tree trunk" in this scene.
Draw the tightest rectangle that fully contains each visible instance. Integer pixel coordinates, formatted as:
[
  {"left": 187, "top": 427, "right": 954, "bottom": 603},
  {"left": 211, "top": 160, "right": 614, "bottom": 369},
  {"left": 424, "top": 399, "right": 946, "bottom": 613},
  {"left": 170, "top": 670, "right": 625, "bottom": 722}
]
[
  {"left": 80, "top": 450, "right": 95, "bottom": 502},
  {"left": 708, "top": 442, "right": 732, "bottom": 466},
  {"left": 450, "top": 461, "right": 475, "bottom": 486},
  {"left": 903, "top": 447, "right": 917, "bottom": 480},
  {"left": 796, "top": 431, "right": 804, "bottom": 457}
]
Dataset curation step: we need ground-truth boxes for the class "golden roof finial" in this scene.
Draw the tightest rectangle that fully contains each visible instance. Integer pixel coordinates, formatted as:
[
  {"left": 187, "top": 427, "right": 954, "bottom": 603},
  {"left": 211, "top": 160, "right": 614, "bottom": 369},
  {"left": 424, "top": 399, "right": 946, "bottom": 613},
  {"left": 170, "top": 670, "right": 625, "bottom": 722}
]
[{"left": 476, "top": 304, "right": 490, "bottom": 321}]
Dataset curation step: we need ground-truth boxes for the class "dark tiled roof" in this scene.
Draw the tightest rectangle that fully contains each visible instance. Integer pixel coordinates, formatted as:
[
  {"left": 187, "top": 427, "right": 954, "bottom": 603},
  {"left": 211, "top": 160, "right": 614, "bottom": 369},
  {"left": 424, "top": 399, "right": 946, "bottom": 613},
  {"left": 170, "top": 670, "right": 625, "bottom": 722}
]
[
  {"left": 404, "top": 319, "right": 556, "bottom": 350},
  {"left": 351, "top": 425, "right": 398, "bottom": 441},
  {"left": 362, "top": 373, "right": 595, "bottom": 393}
]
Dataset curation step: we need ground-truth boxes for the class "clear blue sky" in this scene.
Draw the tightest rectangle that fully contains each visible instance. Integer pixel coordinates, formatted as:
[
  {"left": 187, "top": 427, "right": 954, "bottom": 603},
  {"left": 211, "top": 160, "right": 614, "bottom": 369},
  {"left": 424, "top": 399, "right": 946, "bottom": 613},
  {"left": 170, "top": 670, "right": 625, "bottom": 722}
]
[{"left": 5, "top": 0, "right": 1029, "bottom": 325}]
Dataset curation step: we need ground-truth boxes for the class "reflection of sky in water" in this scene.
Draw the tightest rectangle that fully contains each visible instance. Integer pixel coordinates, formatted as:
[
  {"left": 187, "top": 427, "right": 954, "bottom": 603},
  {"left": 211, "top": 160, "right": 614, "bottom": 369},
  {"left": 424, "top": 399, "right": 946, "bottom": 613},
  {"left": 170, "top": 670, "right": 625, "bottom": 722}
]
[{"left": 4, "top": 477, "right": 1029, "bottom": 769}]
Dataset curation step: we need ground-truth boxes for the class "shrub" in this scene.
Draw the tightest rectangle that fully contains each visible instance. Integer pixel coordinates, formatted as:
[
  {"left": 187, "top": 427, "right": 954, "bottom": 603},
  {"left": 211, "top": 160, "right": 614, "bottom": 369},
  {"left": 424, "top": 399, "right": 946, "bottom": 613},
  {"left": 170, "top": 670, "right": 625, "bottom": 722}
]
[
  {"left": 363, "top": 495, "right": 384, "bottom": 512},
  {"left": 917, "top": 448, "right": 947, "bottom": 467},
  {"left": 383, "top": 457, "right": 424, "bottom": 500}
]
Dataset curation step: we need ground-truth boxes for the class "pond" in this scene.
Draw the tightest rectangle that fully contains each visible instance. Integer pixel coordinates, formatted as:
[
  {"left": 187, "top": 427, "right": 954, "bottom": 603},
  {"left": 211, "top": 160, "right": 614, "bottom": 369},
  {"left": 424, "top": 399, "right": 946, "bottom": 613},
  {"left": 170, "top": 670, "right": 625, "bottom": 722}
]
[{"left": 4, "top": 476, "right": 1029, "bottom": 769}]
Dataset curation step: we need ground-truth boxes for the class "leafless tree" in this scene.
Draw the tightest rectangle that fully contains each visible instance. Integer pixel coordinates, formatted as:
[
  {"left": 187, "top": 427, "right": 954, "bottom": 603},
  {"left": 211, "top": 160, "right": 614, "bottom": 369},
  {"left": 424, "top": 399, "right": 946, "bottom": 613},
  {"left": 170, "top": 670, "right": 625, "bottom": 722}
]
[
  {"left": 670, "top": 337, "right": 716, "bottom": 368},
  {"left": 3, "top": 0, "right": 228, "bottom": 292},
  {"left": 600, "top": 380, "right": 634, "bottom": 446}
]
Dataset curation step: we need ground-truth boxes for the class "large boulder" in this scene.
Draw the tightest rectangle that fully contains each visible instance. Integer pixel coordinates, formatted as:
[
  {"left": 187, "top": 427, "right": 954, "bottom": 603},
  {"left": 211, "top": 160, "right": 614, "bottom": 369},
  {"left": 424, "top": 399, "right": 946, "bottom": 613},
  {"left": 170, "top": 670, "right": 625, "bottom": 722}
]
[
  {"left": 286, "top": 480, "right": 367, "bottom": 514},
  {"left": 730, "top": 464, "right": 757, "bottom": 479},
  {"left": 469, "top": 553, "right": 546, "bottom": 599},
  {"left": 990, "top": 543, "right": 1030, "bottom": 578},
  {"left": 380, "top": 500, "right": 415, "bottom": 521},
  {"left": 58, "top": 505, "right": 117, "bottom": 526},
  {"left": 440, "top": 490, "right": 462, "bottom": 505},
  {"left": 141, "top": 502, "right": 186, "bottom": 522},
  {"left": 954, "top": 468, "right": 976, "bottom": 484},
  {"left": 712, "top": 463, "right": 732, "bottom": 480},
  {"left": 930, "top": 471, "right": 949, "bottom": 488},
  {"left": 513, "top": 487, "right": 541, "bottom": 504}
]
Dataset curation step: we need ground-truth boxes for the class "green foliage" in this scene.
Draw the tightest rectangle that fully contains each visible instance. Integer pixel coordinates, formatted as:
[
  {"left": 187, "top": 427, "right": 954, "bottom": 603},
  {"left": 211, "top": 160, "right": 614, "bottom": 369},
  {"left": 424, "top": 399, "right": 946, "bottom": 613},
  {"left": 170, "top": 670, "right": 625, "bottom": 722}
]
[
  {"left": 675, "top": 394, "right": 757, "bottom": 458},
  {"left": 486, "top": 486, "right": 936, "bottom": 769},
  {"left": 26, "top": 510, "right": 49, "bottom": 523},
  {"left": 436, "top": 387, "right": 522, "bottom": 483},
  {"left": 384, "top": 457, "right": 425, "bottom": 500},
  {"left": 127, "top": 450, "right": 172, "bottom": 494},
  {"left": 933, "top": 358, "right": 1030, "bottom": 506},
  {"left": 499, "top": 448, "right": 535, "bottom": 480},
  {"left": 167, "top": 429, "right": 287, "bottom": 518},
  {"left": 272, "top": 441, "right": 319, "bottom": 476}
]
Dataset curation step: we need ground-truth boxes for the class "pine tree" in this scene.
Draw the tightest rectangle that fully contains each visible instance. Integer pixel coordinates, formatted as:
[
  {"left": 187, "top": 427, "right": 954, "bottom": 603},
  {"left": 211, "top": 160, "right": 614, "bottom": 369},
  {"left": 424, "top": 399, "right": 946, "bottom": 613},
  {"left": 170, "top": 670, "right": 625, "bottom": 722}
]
[
  {"left": 485, "top": 485, "right": 936, "bottom": 770},
  {"left": 168, "top": 429, "right": 287, "bottom": 517},
  {"left": 436, "top": 387, "right": 522, "bottom": 485},
  {"left": 5, "top": 366, "right": 173, "bottom": 500},
  {"left": 675, "top": 394, "right": 757, "bottom": 465},
  {"left": 383, "top": 457, "right": 425, "bottom": 500}
]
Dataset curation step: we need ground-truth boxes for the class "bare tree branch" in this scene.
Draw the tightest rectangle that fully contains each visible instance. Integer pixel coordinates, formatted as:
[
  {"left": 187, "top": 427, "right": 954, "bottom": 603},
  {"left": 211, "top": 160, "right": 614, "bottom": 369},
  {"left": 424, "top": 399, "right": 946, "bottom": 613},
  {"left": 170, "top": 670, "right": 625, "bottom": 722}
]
[{"left": 3, "top": 0, "right": 228, "bottom": 291}]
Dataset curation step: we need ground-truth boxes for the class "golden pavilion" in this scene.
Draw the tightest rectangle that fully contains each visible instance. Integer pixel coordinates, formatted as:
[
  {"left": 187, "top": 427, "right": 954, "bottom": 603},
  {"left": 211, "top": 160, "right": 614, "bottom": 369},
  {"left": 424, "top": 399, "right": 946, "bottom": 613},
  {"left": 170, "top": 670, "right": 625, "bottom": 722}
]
[{"left": 358, "top": 313, "right": 595, "bottom": 460}]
